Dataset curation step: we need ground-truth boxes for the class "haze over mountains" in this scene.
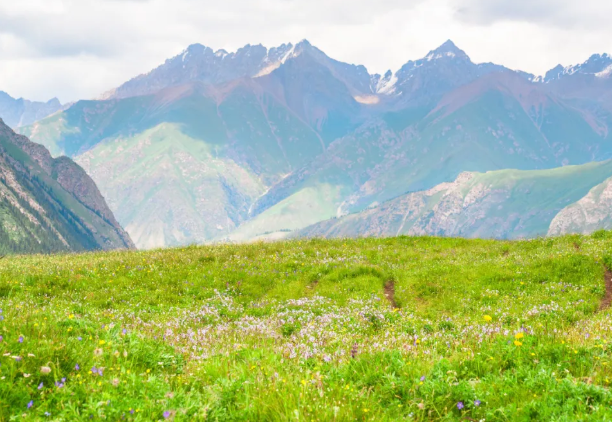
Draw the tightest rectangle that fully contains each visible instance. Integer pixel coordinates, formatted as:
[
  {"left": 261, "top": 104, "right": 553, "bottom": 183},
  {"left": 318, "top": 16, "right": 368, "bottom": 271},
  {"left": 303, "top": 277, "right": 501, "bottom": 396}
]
[
  {"left": 8, "top": 39, "right": 612, "bottom": 248},
  {"left": 0, "top": 91, "right": 65, "bottom": 128}
]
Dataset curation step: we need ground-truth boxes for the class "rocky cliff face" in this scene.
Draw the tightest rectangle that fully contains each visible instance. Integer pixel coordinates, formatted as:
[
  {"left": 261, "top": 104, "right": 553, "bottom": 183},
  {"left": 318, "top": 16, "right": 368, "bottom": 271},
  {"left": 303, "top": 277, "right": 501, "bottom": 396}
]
[
  {"left": 0, "top": 119, "right": 134, "bottom": 254},
  {"left": 548, "top": 177, "right": 612, "bottom": 236}
]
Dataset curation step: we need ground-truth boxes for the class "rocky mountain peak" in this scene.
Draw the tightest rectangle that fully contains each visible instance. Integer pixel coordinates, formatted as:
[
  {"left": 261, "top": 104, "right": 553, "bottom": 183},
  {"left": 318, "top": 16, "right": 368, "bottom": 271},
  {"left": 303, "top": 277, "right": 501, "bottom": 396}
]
[{"left": 428, "top": 39, "right": 468, "bottom": 59}]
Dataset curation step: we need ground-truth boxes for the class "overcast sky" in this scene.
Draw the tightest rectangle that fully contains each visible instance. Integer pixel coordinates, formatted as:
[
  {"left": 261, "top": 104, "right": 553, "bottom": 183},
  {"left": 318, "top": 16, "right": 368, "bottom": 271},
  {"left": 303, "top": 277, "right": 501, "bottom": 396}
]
[{"left": 0, "top": 0, "right": 610, "bottom": 103}]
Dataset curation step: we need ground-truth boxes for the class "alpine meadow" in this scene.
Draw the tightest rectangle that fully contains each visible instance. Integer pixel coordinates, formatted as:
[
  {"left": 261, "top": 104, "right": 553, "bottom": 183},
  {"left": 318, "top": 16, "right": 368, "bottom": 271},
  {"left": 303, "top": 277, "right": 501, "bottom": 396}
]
[
  {"left": 3, "top": 0, "right": 612, "bottom": 420},
  {"left": 2, "top": 233, "right": 612, "bottom": 420}
]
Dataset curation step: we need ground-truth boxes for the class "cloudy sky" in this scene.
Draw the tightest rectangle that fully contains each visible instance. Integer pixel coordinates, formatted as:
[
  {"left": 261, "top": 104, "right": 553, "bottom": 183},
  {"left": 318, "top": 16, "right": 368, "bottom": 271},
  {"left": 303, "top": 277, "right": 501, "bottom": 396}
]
[{"left": 0, "top": 0, "right": 610, "bottom": 103}]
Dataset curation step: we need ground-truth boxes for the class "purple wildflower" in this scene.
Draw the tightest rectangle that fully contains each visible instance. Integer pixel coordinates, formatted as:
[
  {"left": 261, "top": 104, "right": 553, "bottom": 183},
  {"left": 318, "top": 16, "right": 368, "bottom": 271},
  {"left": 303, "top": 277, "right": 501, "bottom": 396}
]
[
  {"left": 75, "top": 364, "right": 80, "bottom": 371},
  {"left": 18, "top": 336, "right": 23, "bottom": 343},
  {"left": 420, "top": 376, "right": 425, "bottom": 382},
  {"left": 38, "top": 382, "right": 43, "bottom": 390},
  {"left": 122, "top": 329, "right": 127, "bottom": 335},
  {"left": 77, "top": 337, "right": 82, "bottom": 341},
  {"left": 457, "top": 402, "right": 464, "bottom": 410},
  {"left": 91, "top": 366, "right": 98, "bottom": 374},
  {"left": 130, "top": 409, "right": 135, "bottom": 415},
  {"left": 163, "top": 411, "right": 171, "bottom": 419},
  {"left": 474, "top": 399, "right": 481, "bottom": 407},
  {"left": 27, "top": 400, "right": 33, "bottom": 409},
  {"left": 0, "top": 335, "right": 3, "bottom": 342},
  {"left": 98, "top": 368, "right": 104, "bottom": 376}
]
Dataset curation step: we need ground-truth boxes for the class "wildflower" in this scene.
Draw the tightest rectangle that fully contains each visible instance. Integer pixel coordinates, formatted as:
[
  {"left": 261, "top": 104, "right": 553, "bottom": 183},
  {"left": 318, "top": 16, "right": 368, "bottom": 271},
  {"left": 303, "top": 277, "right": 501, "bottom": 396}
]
[
  {"left": 420, "top": 376, "right": 425, "bottom": 382},
  {"left": 99, "top": 340, "right": 106, "bottom": 345},
  {"left": 40, "top": 366, "right": 52, "bottom": 375},
  {"left": 514, "top": 341, "right": 523, "bottom": 347},
  {"left": 163, "top": 411, "right": 172, "bottom": 419},
  {"left": 94, "top": 348, "right": 103, "bottom": 356},
  {"left": 122, "top": 329, "right": 127, "bottom": 335},
  {"left": 0, "top": 335, "right": 3, "bottom": 342},
  {"left": 77, "top": 337, "right": 82, "bottom": 341},
  {"left": 75, "top": 364, "right": 80, "bottom": 371},
  {"left": 351, "top": 343, "right": 358, "bottom": 358},
  {"left": 38, "top": 382, "right": 43, "bottom": 390},
  {"left": 91, "top": 366, "right": 98, "bottom": 375},
  {"left": 18, "top": 336, "right": 24, "bottom": 343},
  {"left": 23, "top": 373, "right": 31, "bottom": 378},
  {"left": 44, "top": 412, "right": 51, "bottom": 417},
  {"left": 112, "top": 378, "right": 120, "bottom": 387},
  {"left": 483, "top": 315, "right": 492, "bottom": 322},
  {"left": 27, "top": 400, "right": 33, "bottom": 409},
  {"left": 515, "top": 332, "right": 524, "bottom": 340},
  {"left": 474, "top": 399, "right": 481, "bottom": 407},
  {"left": 457, "top": 402, "right": 464, "bottom": 410},
  {"left": 69, "top": 314, "right": 74, "bottom": 319}
]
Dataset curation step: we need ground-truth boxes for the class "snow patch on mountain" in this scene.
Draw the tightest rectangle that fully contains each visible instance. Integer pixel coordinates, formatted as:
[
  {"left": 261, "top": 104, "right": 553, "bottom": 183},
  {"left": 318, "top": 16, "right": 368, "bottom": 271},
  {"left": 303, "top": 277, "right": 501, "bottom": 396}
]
[
  {"left": 376, "top": 71, "right": 398, "bottom": 95},
  {"left": 596, "top": 64, "right": 612, "bottom": 79},
  {"left": 425, "top": 51, "right": 456, "bottom": 61}
]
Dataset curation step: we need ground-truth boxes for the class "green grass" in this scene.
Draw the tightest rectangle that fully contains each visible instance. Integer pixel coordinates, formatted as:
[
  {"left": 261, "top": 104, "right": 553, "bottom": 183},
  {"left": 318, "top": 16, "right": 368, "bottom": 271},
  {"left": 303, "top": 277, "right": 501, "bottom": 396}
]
[{"left": 2, "top": 233, "right": 612, "bottom": 420}]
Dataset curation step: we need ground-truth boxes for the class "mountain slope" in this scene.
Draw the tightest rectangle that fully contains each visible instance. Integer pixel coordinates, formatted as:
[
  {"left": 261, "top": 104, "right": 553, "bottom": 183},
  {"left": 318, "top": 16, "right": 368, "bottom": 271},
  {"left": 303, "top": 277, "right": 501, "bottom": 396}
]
[
  {"left": 0, "top": 91, "right": 64, "bottom": 128},
  {"left": 0, "top": 119, "right": 134, "bottom": 254},
  {"left": 296, "top": 160, "right": 612, "bottom": 240},
  {"left": 250, "top": 71, "right": 610, "bottom": 231},
  {"left": 548, "top": 175, "right": 612, "bottom": 236},
  {"left": 21, "top": 80, "right": 329, "bottom": 248}
]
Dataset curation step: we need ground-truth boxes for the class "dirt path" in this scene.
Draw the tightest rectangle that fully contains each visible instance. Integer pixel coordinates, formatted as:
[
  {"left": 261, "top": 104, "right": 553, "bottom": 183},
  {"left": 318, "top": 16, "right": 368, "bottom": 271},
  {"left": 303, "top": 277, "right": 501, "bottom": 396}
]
[
  {"left": 599, "top": 267, "right": 612, "bottom": 310},
  {"left": 384, "top": 280, "right": 398, "bottom": 309}
]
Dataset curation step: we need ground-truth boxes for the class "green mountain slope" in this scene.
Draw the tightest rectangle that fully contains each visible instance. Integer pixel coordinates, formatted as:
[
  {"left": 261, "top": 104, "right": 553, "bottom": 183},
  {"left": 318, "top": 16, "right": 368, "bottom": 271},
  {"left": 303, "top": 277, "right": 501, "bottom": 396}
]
[
  {"left": 0, "top": 119, "right": 134, "bottom": 254},
  {"left": 21, "top": 81, "right": 331, "bottom": 248},
  {"left": 253, "top": 72, "right": 611, "bottom": 227},
  {"left": 296, "top": 160, "right": 612, "bottom": 240}
]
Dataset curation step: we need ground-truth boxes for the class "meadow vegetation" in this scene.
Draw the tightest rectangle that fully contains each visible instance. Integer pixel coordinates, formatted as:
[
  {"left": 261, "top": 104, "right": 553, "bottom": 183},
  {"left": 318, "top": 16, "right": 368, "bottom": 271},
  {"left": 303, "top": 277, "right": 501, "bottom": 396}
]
[{"left": 2, "top": 233, "right": 612, "bottom": 420}]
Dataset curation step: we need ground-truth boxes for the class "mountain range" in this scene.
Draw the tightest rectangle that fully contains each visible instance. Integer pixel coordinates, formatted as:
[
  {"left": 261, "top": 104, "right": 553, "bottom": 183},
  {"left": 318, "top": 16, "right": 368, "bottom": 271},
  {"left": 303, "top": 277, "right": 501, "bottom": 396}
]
[
  {"left": 0, "top": 118, "right": 134, "bottom": 254},
  {"left": 0, "top": 91, "right": 65, "bottom": 128},
  {"left": 8, "top": 39, "right": 612, "bottom": 247}
]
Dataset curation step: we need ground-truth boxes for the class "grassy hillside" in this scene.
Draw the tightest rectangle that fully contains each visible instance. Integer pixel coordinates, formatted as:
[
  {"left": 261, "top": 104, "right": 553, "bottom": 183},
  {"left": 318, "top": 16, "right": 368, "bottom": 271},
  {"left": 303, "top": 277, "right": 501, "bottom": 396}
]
[{"left": 2, "top": 234, "right": 612, "bottom": 420}]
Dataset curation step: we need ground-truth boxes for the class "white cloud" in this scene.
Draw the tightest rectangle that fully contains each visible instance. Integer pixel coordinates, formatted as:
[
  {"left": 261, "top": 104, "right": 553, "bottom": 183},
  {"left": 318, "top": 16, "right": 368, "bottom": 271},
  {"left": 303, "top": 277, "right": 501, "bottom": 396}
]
[{"left": 0, "top": 0, "right": 610, "bottom": 102}]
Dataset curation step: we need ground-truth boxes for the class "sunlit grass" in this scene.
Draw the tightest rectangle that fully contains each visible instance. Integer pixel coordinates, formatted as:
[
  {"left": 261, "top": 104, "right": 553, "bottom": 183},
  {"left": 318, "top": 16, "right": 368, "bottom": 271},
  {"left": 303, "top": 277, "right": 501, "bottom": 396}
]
[{"left": 1, "top": 232, "right": 612, "bottom": 420}]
